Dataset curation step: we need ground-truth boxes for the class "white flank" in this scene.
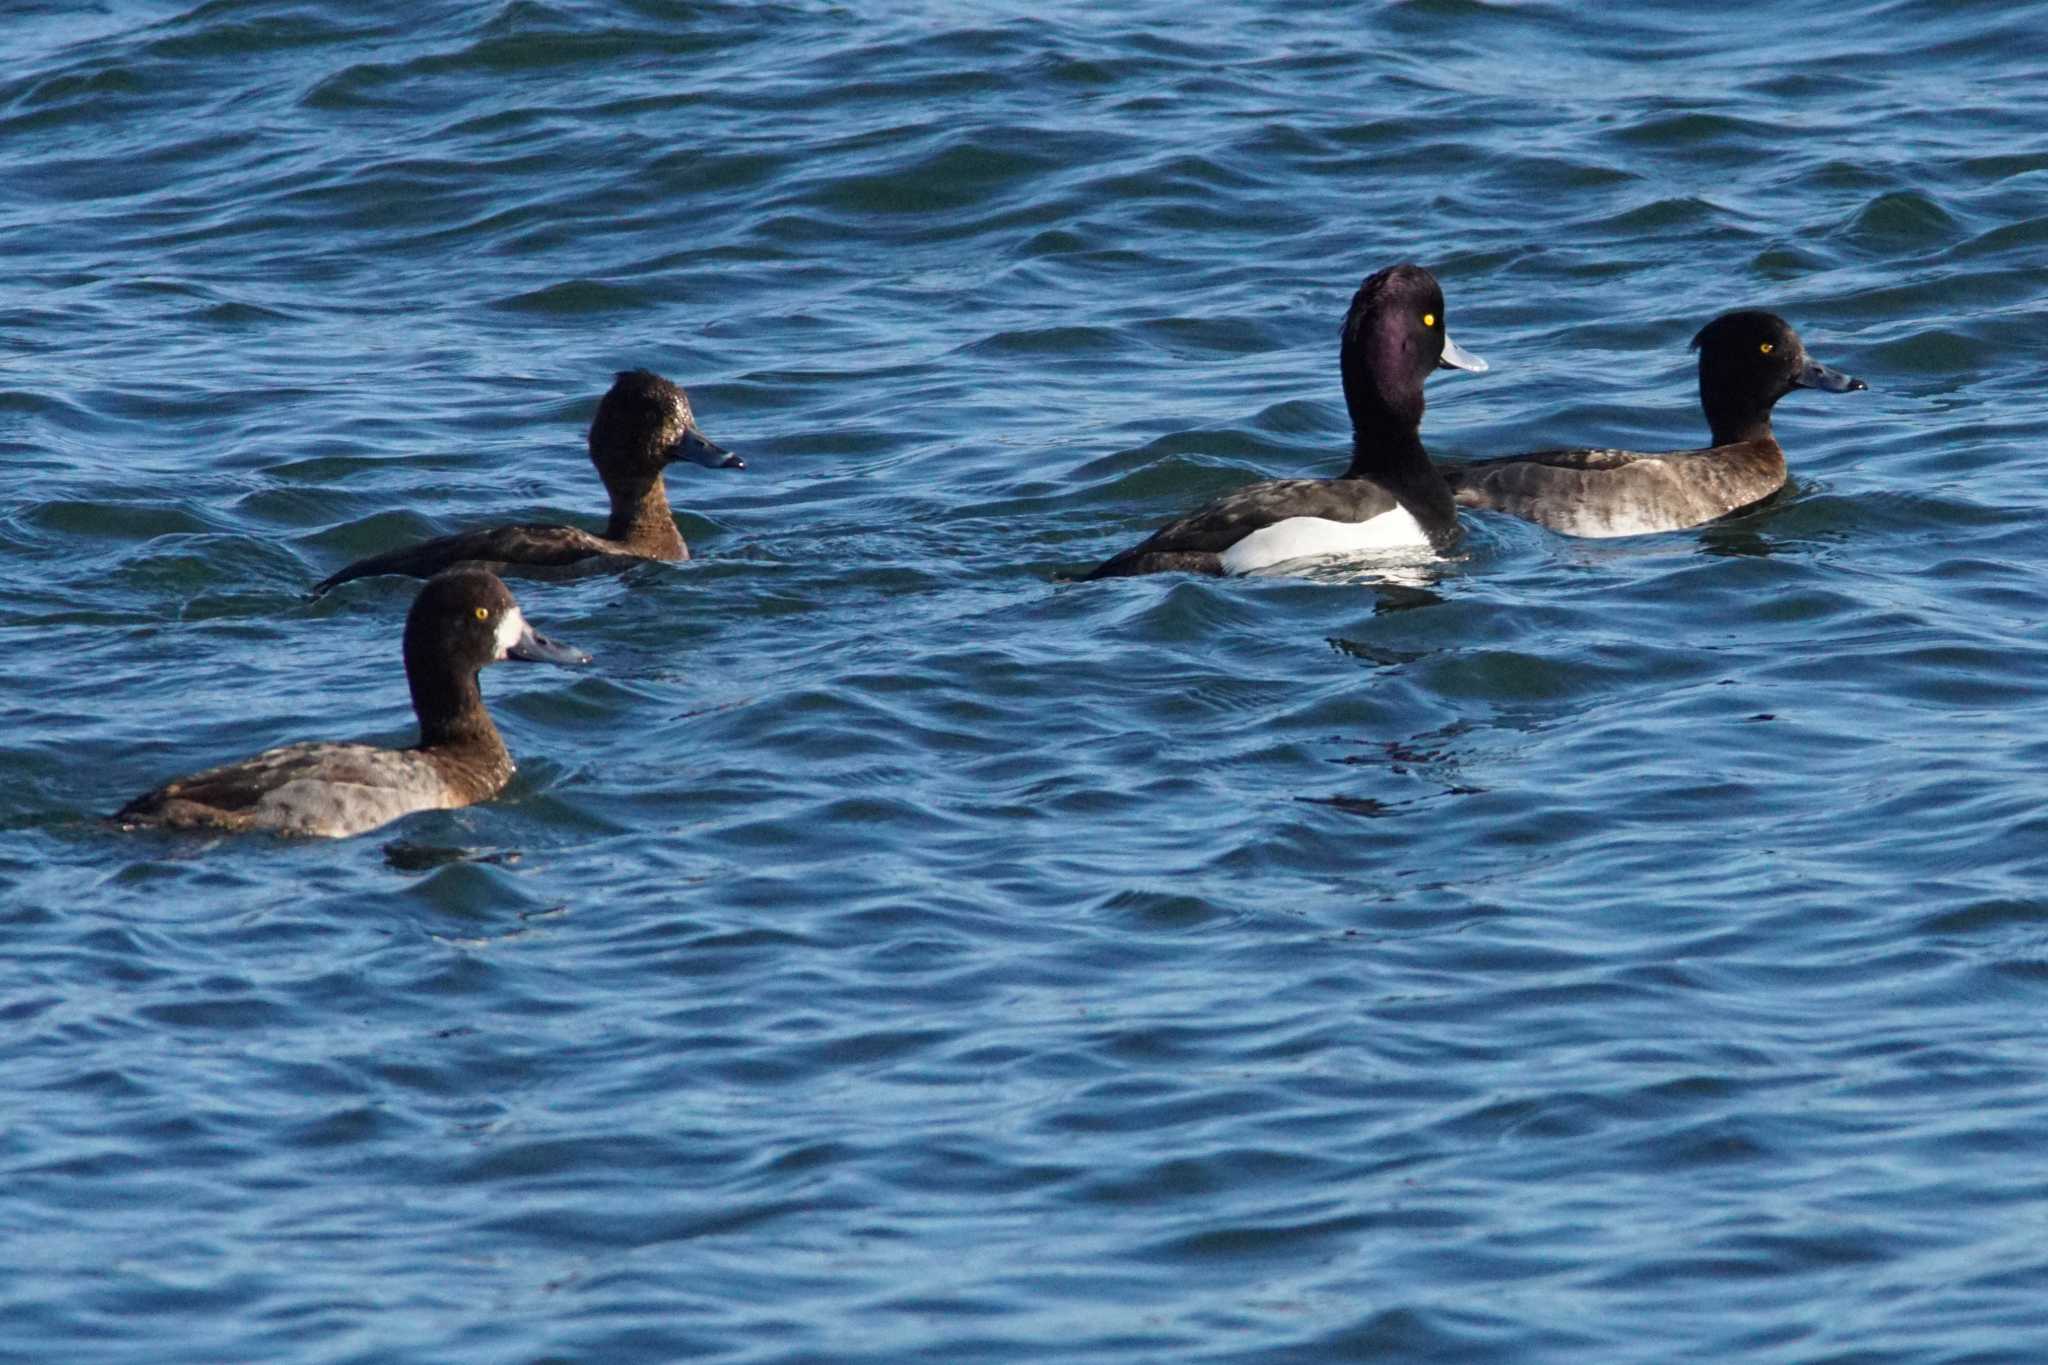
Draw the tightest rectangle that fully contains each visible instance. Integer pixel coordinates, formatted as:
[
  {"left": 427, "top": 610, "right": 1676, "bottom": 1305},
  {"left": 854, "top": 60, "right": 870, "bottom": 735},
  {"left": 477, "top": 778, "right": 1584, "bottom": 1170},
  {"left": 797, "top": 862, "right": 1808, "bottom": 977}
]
[
  {"left": 1564, "top": 508, "right": 1679, "bottom": 539},
  {"left": 1218, "top": 509, "right": 1431, "bottom": 574}
]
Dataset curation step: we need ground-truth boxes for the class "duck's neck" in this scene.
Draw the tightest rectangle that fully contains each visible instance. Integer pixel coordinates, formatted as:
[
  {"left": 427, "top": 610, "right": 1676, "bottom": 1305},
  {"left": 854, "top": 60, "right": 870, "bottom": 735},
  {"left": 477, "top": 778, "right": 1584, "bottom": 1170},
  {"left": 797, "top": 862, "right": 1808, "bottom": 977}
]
[
  {"left": 1346, "top": 416, "right": 1461, "bottom": 548},
  {"left": 602, "top": 474, "right": 686, "bottom": 558},
  {"left": 1703, "top": 388, "right": 1778, "bottom": 447},
  {"left": 410, "top": 665, "right": 510, "bottom": 765}
]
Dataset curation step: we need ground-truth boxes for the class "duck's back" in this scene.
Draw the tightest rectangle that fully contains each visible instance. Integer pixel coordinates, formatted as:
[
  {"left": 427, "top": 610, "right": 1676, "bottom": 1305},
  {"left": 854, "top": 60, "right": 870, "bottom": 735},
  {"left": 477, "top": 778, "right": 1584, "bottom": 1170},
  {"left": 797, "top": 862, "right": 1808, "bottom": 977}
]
[
  {"left": 115, "top": 741, "right": 461, "bottom": 838},
  {"left": 1443, "top": 440, "right": 1785, "bottom": 539},
  {"left": 314, "top": 523, "right": 623, "bottom": 596}
]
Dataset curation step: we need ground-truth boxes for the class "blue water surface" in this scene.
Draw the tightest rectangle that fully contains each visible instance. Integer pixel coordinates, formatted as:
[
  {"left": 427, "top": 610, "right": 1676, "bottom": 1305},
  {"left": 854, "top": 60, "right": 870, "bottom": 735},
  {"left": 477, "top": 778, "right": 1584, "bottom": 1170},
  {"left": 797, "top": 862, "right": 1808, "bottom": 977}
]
[{"left": 5, "top": 1, "right": 2048, "bottom": 1360}]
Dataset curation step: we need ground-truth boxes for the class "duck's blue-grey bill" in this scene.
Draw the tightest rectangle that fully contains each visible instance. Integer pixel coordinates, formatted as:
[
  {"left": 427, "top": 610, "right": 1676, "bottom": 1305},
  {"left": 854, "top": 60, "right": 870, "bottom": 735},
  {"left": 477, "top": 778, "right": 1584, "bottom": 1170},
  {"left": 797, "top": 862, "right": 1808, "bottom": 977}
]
[
  {"left": 1794, "top": 356, "right": 1867, "bottom": 393},
  {"left": 673, "top": 427, "right": 745, "bottom": 470},
  {"left": 1438, "top": 333, "right": 1488, "bottom": 373},
  {"left": 508, "top": 625, "right": 591, "bottom": 665}
]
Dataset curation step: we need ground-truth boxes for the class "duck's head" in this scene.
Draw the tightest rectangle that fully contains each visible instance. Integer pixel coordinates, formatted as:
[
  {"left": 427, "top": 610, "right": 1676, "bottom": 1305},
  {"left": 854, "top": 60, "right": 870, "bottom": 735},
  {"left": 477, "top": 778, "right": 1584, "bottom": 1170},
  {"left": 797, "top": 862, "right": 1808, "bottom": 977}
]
[
  {"left": 1340, "top": 263, "right": 1486, "bottom": 435},
  {"left": 589, "top": 369, "right": 743, "bottom": 486},
  {"left": 404, "top": 568, "right": 590, "bottom": 683},
  {"left": 1691, "top": 310, "right": 1866, "bottom": 444}
]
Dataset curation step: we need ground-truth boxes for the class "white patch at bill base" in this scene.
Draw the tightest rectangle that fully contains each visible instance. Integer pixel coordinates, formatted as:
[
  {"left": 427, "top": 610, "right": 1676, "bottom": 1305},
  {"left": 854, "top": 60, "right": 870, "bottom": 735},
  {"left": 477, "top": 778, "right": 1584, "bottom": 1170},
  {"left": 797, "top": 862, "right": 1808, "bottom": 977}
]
[{"left": 495, "top": 606, "right": 526, "bottom": 659}]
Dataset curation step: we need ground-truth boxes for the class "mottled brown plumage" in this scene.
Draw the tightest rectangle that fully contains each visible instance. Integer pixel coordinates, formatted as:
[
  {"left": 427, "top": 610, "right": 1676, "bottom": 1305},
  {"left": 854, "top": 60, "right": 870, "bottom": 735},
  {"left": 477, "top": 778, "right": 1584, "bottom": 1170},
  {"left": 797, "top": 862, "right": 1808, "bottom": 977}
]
[
  {"left": 313, "top": 370, "right": 740, "bottom": 596},
  {"left": 115, "top": 570, "right": 588, "bottom": 838}
]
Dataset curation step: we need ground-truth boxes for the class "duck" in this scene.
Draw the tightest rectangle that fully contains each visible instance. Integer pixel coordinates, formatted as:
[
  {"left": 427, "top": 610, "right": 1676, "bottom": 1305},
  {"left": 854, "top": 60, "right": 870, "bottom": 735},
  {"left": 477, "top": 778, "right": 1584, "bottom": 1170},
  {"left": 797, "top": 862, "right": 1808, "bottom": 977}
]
[
  {"left": 113, "top": 569, "right": 589, "bottom": 838},
  {"left": 1441, "top": 310, "right": 1866, "bottom": 537},
  {"left": 312, "top": 369, "right": 741, "bottom": 596},
  {"left": 1081, "top": 263, "right": 1487, "bottom": 579}
]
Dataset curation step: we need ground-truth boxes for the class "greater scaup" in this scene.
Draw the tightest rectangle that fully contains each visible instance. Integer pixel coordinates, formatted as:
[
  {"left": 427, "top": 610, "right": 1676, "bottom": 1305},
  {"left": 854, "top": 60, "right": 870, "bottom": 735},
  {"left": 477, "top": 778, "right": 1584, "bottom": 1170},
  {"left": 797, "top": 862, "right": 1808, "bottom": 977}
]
[
  {"left": 1442, "top": 310, "right": 1866, "bottom": 537},
  {"left": 1081, "top": 264, "right": 1487, "bottom": 579},
  {"left": 312, "top": 370, "right": 741, "bottom": 596},
  {"left": 113, "top": 569, "right": 588, "bottom": 838}
]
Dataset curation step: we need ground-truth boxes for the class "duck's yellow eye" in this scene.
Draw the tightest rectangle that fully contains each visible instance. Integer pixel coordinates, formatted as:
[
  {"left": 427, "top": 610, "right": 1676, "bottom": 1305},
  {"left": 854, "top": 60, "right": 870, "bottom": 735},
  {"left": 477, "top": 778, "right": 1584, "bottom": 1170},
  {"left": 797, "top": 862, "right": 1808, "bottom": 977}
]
[
  {"left": 1422, "top": 312, "right": 1437, "bottom": 328},
  {"left": 1760, "top": 342, "right": 1774, "bottom": 355},
  {"left": 474, "top": 607, "right": 489, "bottom": 621}
]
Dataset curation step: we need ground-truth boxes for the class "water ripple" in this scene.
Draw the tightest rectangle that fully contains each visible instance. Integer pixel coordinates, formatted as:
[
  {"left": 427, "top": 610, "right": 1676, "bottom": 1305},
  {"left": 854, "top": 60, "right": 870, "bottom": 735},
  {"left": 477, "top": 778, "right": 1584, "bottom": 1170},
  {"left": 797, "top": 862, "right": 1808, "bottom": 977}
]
[{"left": 6, "top": 1, "right": 2048, "bottom": 1361}]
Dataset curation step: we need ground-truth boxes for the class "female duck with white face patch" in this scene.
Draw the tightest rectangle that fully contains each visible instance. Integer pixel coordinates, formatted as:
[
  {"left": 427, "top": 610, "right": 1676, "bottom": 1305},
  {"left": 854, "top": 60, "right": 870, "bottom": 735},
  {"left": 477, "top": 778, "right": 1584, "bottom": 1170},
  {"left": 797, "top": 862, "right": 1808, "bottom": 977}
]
[
  {"left": 1442, "top": 310, "right": 1866, "bottom": 538},
  {"left": 113, "top": 569, "right": 588, "bottom": 839},
  {"left": 1081, "top": 263, "right": 1487, "bottom": 580}
]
